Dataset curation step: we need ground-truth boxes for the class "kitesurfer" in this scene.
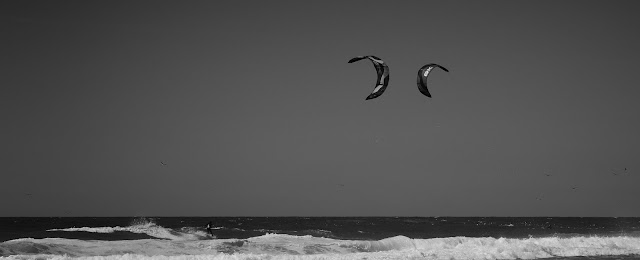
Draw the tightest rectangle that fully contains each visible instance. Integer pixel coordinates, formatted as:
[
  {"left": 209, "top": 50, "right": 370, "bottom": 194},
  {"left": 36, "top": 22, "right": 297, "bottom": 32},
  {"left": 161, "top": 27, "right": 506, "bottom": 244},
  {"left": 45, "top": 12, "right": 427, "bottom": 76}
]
[{"left": 206, "top": 221, "right": 214, "bottom": 237}]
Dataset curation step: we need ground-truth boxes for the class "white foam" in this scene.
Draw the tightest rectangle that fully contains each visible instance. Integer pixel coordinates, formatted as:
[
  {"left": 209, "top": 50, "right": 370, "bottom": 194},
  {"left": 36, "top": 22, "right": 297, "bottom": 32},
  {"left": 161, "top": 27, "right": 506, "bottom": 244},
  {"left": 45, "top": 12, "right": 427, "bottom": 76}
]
[
  {"left": 47, "top": 227, "right": 116, "bottom": 233},
  {"left": 2, "top": 235, "right": 640, "bottom": 260},
  {"left": 47, "top": 220, "right": 209, "bottom": 241}
]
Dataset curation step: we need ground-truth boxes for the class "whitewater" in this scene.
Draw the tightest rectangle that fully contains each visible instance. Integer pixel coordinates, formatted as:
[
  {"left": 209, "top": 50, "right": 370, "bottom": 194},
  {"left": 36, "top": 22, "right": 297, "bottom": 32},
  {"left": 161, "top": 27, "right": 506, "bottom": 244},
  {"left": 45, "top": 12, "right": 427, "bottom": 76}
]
[
  {"left": 2, "top": 217, "right": 640, "bottom": 260},
  {"left": 3, "top": 234, "right": 640, "bottom": 259}
]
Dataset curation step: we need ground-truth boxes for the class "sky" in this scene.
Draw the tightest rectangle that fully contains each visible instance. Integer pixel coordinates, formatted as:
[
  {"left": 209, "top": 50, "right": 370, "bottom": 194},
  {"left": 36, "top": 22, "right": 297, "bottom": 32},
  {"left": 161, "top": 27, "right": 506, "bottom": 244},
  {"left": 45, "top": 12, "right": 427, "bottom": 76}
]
[{"left": 2, "top": 0, "right": 640, "bottom": 217}]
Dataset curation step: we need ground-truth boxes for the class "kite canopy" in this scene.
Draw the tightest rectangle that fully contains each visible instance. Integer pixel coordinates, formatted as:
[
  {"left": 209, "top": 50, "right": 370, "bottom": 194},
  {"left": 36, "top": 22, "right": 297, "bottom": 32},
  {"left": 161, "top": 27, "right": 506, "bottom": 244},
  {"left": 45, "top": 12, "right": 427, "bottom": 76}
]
[
  {"left": 348, "top": 56, "right": 390, "bottom": 100},
  {"left": 417, "top": 63, "right": 449, "bottom": 98}
]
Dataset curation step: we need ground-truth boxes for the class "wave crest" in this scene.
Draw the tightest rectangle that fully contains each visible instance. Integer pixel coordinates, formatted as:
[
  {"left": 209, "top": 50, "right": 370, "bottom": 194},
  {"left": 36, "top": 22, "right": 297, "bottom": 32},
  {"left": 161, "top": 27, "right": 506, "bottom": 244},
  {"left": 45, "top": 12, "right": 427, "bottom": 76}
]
[
  {"left": 47, "top": 218, "right": 211, "bottom": 241},
  {"left": 343, "top": 235, "right": 416, "bottom": 252}
]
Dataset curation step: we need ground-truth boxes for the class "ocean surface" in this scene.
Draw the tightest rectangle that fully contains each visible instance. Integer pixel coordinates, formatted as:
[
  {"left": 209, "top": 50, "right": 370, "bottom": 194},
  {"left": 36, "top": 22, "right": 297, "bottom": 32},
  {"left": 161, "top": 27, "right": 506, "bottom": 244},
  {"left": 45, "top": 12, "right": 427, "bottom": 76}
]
[{"left": 1, "top": 217, "right": 640, "bottom": 260}]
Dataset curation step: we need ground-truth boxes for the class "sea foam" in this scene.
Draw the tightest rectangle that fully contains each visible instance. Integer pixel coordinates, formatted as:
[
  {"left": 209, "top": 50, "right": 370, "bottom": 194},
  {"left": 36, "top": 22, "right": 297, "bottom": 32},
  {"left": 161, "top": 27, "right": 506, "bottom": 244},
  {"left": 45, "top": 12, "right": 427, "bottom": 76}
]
[{"left": 2, "top": 234, "right": 640, "bottom": 260}]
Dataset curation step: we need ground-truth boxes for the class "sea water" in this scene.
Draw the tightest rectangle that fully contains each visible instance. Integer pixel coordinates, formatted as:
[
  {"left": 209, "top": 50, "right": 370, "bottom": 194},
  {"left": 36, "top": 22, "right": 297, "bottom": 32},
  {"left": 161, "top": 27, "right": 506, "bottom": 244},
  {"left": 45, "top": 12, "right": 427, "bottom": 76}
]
[{"left": 2, "top": 217, "right": 640, "bottom": 259}]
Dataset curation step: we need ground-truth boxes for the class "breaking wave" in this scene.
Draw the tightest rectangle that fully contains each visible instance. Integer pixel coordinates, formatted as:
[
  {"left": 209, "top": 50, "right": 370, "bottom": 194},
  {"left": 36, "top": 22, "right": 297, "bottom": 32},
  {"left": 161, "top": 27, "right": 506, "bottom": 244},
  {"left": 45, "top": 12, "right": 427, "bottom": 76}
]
[
  {"left": 2, "top": 233, "right": 640, "bottom": 260},
  {"left": 46, "top": 218, "right": 211, "bottom": 241}
]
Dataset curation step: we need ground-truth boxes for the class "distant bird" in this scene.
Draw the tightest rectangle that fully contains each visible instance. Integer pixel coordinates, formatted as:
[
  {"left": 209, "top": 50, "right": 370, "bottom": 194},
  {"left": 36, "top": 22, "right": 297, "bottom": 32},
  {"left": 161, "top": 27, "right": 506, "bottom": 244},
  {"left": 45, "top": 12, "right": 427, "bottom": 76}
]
[
  {"left": 571, "top": 186, "right": 578, "bottom": 191},
  {"left": 160, "top": 161, "right": 167, "bottom": 166},
  {"left": 348, "top": 56, "right": 390, "bottom": 100},
  {"left": 417, "top": 63, "right": 449, "bottom": 98}
]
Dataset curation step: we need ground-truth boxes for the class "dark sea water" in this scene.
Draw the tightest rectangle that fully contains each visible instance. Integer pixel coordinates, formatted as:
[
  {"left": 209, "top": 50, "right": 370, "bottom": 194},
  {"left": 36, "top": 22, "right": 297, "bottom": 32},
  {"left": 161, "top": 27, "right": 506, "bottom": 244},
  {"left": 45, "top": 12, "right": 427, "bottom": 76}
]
[{"left": 1, "top": 217, "right": 640, "bottom": 259}]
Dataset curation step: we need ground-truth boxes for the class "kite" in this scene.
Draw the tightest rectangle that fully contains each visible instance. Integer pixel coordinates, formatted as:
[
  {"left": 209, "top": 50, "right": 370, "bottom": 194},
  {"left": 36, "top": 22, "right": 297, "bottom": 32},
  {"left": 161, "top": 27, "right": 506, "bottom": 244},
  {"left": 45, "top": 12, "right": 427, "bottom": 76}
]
[
  {"left": 348, "top": 56, "right": 390, "bottom": 100},
  {"left": 417, "top": 63, "right": 449, "bottom": 98}
]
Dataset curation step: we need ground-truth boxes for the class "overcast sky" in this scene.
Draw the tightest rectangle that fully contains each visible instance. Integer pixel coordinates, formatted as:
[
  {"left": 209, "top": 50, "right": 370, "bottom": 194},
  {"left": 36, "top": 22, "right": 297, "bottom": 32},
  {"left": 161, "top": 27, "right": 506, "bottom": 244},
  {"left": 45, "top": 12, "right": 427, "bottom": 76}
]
[{"left": 2, "top": 0, "right": 639, "bottom": 217}]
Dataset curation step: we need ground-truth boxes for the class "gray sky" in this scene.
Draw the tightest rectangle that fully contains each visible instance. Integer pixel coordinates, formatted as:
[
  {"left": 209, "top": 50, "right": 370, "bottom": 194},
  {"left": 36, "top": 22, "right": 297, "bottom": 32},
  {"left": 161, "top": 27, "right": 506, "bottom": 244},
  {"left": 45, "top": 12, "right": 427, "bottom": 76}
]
[{"left": 2, "top": 1, "right": 639, "bottom": 217}]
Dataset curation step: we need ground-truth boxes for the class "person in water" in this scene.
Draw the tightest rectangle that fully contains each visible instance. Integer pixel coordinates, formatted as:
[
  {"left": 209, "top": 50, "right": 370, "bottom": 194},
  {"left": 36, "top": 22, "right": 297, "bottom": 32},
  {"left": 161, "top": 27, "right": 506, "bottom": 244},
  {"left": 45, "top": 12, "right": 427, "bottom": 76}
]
[{"left": 206, "top": 221, "right": 214, "bottom": 237}]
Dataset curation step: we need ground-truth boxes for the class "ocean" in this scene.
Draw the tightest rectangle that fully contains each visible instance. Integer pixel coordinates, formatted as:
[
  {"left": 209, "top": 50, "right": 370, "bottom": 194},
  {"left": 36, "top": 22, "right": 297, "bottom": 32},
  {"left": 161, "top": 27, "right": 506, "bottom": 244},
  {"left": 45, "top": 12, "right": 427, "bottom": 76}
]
[{"left": 1, "top": 217, "right": 640, "bottom": 260}]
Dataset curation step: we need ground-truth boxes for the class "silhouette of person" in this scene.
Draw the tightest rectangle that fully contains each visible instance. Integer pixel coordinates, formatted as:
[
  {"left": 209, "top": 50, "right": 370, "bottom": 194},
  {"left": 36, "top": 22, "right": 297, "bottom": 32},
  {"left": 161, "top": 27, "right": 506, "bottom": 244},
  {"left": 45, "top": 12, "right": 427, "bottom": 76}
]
[{"left": 206, "top": 221, "right": 214, "bottom": 237}]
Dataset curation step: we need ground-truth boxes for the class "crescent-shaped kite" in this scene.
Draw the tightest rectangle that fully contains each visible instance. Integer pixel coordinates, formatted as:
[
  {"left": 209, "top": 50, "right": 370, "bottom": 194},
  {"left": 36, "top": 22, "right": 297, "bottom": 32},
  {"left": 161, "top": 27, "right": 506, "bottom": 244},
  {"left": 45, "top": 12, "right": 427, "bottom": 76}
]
[
  {"left": 417, "top": 63, "right": 449, "bottom": 98},
  {"left": 348, "top": 56, "right": 390, "bottom": 100}
]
